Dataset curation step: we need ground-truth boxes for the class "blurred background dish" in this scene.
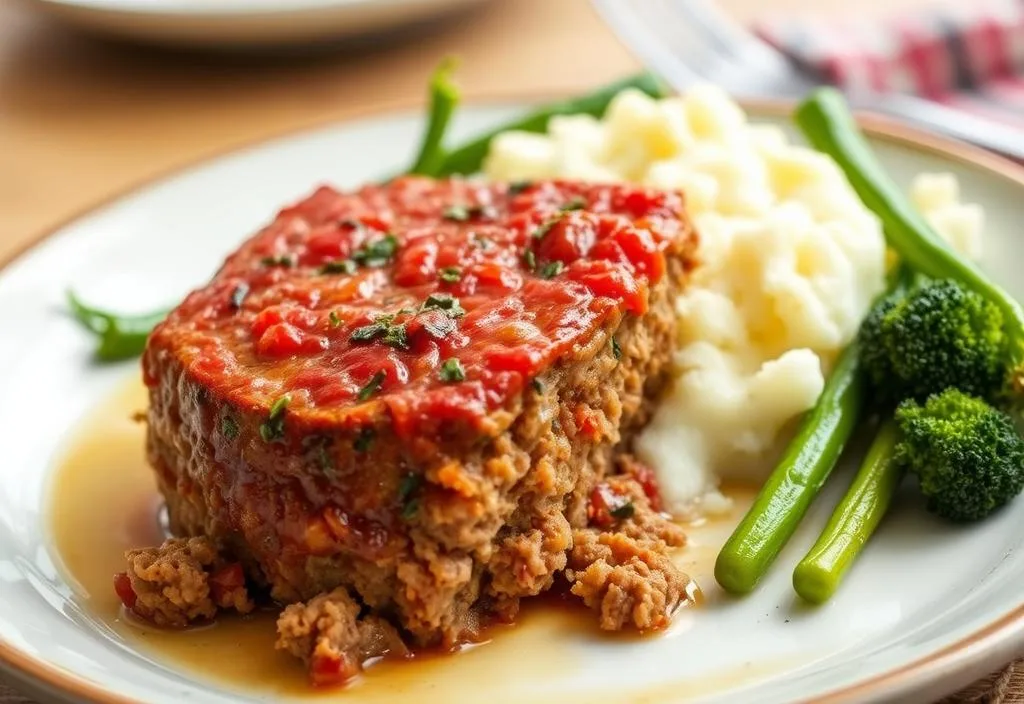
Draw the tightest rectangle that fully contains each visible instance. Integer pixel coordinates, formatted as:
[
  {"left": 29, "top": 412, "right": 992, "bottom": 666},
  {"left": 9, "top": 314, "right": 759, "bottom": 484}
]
[{"left": 17, "top": 0, "right": 498, "bottom": 49}]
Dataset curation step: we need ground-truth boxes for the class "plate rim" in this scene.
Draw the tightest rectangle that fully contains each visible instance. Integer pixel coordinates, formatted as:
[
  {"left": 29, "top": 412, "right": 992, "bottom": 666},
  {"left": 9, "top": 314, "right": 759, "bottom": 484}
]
[
  {"left": 29, "top": 0, "right": 478, "bottom": 19},
  {"left": 3, "top": 93, "right": 1024, "bottom": 704}
]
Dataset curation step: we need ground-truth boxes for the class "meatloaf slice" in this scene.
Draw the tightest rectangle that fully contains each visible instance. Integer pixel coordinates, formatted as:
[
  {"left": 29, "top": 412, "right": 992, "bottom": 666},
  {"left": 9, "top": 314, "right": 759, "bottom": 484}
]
[{"left": 142, "top": 176, "right": 697, "bottom": 651}]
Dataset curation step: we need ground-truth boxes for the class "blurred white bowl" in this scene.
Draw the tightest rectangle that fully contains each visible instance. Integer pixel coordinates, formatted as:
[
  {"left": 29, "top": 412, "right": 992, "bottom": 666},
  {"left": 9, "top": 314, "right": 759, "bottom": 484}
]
[{"left": 24, "top": 0, "right": 496, "bottom": 49}]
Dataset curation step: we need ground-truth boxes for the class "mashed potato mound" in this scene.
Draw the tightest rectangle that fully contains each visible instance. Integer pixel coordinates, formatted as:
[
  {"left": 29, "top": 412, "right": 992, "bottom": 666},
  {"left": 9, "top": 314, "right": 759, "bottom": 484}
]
[{"left": 484, "top": 87, "right": 984, "bottom": 515}]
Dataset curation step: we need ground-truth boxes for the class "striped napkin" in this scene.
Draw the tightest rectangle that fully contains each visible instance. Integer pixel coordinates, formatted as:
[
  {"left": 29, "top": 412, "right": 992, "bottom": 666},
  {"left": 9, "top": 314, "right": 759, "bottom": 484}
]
[{"left": 756, "top": 0, "right": 1024, "bottom": 128}]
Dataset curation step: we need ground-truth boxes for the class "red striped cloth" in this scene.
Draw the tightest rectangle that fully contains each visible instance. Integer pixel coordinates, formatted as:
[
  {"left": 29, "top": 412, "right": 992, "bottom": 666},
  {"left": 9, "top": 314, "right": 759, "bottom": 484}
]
[{"left": 756, "top": 0, "right": 1024, "bottom": 128}]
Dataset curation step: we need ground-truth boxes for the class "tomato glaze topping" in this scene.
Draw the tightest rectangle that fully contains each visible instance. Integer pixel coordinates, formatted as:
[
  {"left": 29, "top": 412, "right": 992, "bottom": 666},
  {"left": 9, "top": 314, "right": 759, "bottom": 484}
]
[{"left": 143, "top": 177, "right": 687, "bottom": 436}]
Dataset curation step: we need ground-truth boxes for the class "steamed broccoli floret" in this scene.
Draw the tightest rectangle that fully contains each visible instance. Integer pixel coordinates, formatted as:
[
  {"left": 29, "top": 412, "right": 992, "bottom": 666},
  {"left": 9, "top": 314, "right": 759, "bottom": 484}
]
[
  {"left": 895, "top": 388, "right": 1024, "bottom": 522},
  {"left": 860, "top": 279, "right": 1011, "bottom": 405}
]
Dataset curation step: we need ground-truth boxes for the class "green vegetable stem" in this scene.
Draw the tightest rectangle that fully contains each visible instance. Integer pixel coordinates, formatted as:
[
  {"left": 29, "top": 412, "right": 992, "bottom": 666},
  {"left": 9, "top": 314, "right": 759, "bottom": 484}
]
[
  {"left": 714, "top": 340, "right": 866, "bottom": 595},
  {"left": 67, "top": 291, "right": 168, "bottom": 361},
  {"left": 408, "top": 59, "right": 461, "bottom": 177},
  {"left": 434, "top": 71, "right": 669, "bottom": 176},
  {"left": 792, "top": 418, "right": 902, "bottom": 604}
]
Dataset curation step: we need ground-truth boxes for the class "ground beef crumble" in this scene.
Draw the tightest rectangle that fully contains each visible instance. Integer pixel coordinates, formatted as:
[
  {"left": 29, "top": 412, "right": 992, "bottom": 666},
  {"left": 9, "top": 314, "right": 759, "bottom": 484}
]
[
  {"left": 114, "top": 537, "right": 254, "bottom": 628},
  {"left": 275, "top": 588, "right": 409, "bottom": 687},
  {"left": 566, "top": 475, "right": 689, "bottom": 632}
]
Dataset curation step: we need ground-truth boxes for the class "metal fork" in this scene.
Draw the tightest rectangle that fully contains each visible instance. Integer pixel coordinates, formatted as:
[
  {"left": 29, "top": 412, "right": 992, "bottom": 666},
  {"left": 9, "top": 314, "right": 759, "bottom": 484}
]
[{"left": 593, "top": 0, "right": 1024, "bottom": 161}]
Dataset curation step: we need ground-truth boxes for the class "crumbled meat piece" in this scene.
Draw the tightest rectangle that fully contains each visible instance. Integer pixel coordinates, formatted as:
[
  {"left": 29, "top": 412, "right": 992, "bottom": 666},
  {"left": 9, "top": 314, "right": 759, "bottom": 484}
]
[
  {"left": 276, "top": 587, "right": 409, "bottom": 687},
  {"left": 115, "top": 537, "right": 254, "bottom": 628},
  {"left": 566, "top": 476, "right": 689, "bottom": 631}
]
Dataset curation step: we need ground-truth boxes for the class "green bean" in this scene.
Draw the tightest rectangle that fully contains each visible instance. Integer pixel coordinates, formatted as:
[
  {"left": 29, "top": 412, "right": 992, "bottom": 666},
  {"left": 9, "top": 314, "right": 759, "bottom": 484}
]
[
  {"left": 794, "top": 89, "right": 1024, "bottom": 348},
  {"left": 408, "top": 59, "right": 461, "bottom": 177},
  {"left": 67, "top": 291, "right": 168, "bottom": 361},
  {"left": 434, "top": 71, "right": 669, "bottom": 176},
  {"left": 714, "top": 341, "right": 866, "bottom": 595},
  {"left": 793, "top": 418, "right": 903, "bottom": 604}
]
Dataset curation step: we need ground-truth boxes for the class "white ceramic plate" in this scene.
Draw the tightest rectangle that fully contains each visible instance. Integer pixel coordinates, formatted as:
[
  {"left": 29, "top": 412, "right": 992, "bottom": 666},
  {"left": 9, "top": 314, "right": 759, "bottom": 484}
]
[
  {"left": 2, "top": 103, "right": 1024, "bottom": 704},
  {"left": 21, "top": 0, "right": 494, "bottom": 48}
]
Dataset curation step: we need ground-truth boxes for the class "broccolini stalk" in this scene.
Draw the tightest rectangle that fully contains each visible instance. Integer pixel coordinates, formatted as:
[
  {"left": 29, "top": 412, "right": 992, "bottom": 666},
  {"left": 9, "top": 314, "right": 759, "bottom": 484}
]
[
  {"left": 408, "top": 58, "right": 461, "bottom": 177},
  {"left": 795, "top": 88, "right": 1024, "bottom": 392}
]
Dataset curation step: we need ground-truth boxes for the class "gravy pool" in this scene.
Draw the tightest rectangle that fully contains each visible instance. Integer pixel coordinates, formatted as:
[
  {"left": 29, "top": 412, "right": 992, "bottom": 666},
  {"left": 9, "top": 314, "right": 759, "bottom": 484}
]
[{"left": 49, "top": 376, "right": 765, "bottom": 702}]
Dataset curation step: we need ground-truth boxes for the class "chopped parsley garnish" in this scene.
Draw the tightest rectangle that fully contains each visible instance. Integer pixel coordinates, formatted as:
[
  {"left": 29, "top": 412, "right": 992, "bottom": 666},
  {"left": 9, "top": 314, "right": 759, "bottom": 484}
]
[
  {"left": 611, "top": 337, "right": 622, "bottom": 360},
  {"left": 353, "top": 428, "right": 376, "bottom": 453},
  {"left": 261, "top": 254, "right": 295, "bottom": 268},
  {"left": 443, "top": 204, "right": 470, "bottom": 221},
  {"left": 421, "top": 293, "right": 465, "bottom": 318},
  {"left": 229, "top": 283, "right": 249, "bottom": 310},
  {"left": 508, "top": 180, "right": 533, "bottom": 196},
  {"left": 472, "top": 234, "right": 493, "bottom": 250},
  {"left": 358, "top": 371, "right": 386, "bottom": 401},
  {"left": 522, "top": 249, "right": 537, "bottom": 271},
  {"left": 221, "top": 415, "right": 239, "bottom": 440},
  {"left": 540, "top": 261, "right": 564, "bottom": 279},
  {"left": 320, "top": 259, "right": 357, "bottom": 275},
  {"left": 258, "top": 394, "right": 291, "bottom": 442},
  {"left": 328, "top": 310, "right": 343, "bottom": 328},
  {"left": 351, "top": 234, "right": 398, "bottom": 268},
  {"left": 351, "top": 322, "right": 386, "bottom": 342},
  {"left": 532, "top": 217, "right": 560, "bottom": 240},
  {"left": 560, "top": 196, "right": 587, "bottom": 211},
  {"left": 439, "top": 266, "right": 462, "bottom": 283},
  {"left": 610, "top": 501, "right": 635, "bottom": 520},
  {"left": 382, "top": 323, "right": 409, "bottom": 349},
  {"left": 397, "top": 472, "right": 423, "bottom": 520},
  {"left": 532, "top": 378, "right": 544, "bottom": 394},
  {"left": 439, "top": 358, "right": 465, "bottom": 383}
]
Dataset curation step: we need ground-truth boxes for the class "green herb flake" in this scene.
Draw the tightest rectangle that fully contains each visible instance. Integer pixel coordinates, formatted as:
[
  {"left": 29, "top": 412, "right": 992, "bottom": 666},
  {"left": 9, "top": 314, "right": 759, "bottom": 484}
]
[
  {"left": 260, "top": 254, "right": 295, "bottom": 268},
  {"left": 351, "top": 322, "right": 386, "bottom": 342},
  {"left": 351, "top": 234, "right": 399, "bottom": 268},
  {"left": 439, "top": 358, "right": 466, "bottom": 383},
  {"left": 358, "top": 371, "right": 386, "bottom": 401},
  {"left": 439, "top": 267, "right": 462, "bottom": 283},
  {"left": 402, "top": 498, "right": 420, "bottom": 521},
  {"left": 383, "top": 323, "right": 409, "bottom": 349},
  {"left": 320, "top": 259, "right": 357, "bottom": 275},
  {"left": 540, "top": 261, "right": 564, "bottom": 279},
  {"left": 421, "top": 293, "right": 465, "bottom": 318},
  {"left": 560, "top": 196, "right": 587, "bottom": 212},
  {"left": 353, "top": 428, "right": 376, "bottom": 453},
  {"left": 611, "top": 337, "right": 622, "bottom": 360},
  {"left": 522, "top": 249, "right": 537, "bottom": 271},
  {"left": 508, "top": 181, "right": 533, "bottom": 196},
  {"left": 221, "top": 415, "right": 239, "bottom": 440},
  {"left": 610, "top": 501, "right": 635, "bottom": 520},
  {"left": 532, "top": 217, "right": 560, "bottom": 240},
  {"left": 397, "top": 472, "right": 423, "bottom": 521},
  {"left": 328, "top": 310, "right": 343, "bottom": 328},
  {"left": 443, "top": 204, "right": 470, "bottom": 222},
  {"left": 229, "top": 283, "right": 249, "bottom": 310},
  {"left": 472, "top": 234, "right": 493, "bottom": 250},
  {"left": 532, "top": 378, "right": 544, "bottom": 394},
  {"left": 259, "top": 394, "right": 291, "bottom": 442}
]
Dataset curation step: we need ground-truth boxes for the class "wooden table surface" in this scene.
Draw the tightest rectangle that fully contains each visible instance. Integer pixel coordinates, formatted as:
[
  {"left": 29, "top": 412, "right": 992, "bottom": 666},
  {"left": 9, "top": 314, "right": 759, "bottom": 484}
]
[
  {"left": 0, "top": 0, "right": 988, "bottom": 702},
  {"left": 0, "top": 0, "right": 939, "bottom": 257}
]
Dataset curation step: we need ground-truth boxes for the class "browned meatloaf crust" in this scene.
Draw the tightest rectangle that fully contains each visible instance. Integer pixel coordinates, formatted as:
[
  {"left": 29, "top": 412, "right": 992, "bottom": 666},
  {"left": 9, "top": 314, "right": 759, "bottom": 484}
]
[{"left": 137, "top": 176, "right": 697, "bottom": 680}]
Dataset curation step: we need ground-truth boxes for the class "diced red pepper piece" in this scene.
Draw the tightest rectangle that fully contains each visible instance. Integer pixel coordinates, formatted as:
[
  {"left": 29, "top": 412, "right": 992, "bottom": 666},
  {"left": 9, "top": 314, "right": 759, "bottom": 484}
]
[
  {"left": 113, "top": 571, "right": 137, "bottom": 610},
  {"left": 310, "top": 651, "right": 357, "bottom": 687},
  {"left": 209, "top": 563, "right": 246, "bottom": 604}
]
